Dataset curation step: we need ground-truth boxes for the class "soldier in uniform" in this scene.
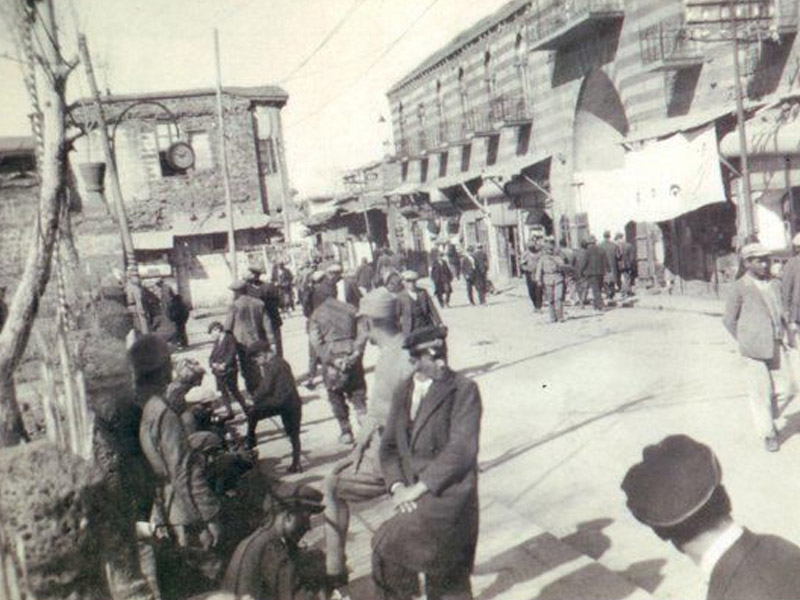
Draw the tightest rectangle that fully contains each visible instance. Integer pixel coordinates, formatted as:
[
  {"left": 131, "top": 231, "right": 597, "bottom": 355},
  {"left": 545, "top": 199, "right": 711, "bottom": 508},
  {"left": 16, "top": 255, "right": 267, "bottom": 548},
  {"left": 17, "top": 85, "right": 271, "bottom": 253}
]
[
  {"left": 535, "top": 237, "right": 567, "bottom": 323},
  {"left": 622, "top": 435, "right": 800, "bottom": 600},
  {"left": 309, "top": 294, "right": 369, "bottom": 445},
  {"left": 222, "top": 483, "right": 327, "bottom": 600}
]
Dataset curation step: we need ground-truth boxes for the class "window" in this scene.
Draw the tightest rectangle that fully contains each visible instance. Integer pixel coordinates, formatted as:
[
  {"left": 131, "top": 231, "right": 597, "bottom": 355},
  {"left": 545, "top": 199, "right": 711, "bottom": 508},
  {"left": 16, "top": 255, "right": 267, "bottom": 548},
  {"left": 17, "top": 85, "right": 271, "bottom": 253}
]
[
  {"left": 401, "top": 161, "right": 409, "bottom": 182},
  {"left": 420, "top": 158, "right": 429, "bottom": 183},
  {"left": 439, "top": 151, "right": 449, "bottom": 178},
  {"left": 188, "top": 131, "right": 212, "bottom": 170},
  {"left": 461, "top": 144, "right": 471, "bottom": 172},
  {"left": 516, "top": 124, "right": 532, "bottom": 156},
  {"left": 155, "top": 122, "right": 187, "bottom": 177},
  {"left": 487, "top": 134, "right": 500, "bottom": 166},
  {"left": 257, "top": 138, "right": 279, "bottom": 175},
  {"left": 211, "top": 233, "right": 228, "bottom": 251}
]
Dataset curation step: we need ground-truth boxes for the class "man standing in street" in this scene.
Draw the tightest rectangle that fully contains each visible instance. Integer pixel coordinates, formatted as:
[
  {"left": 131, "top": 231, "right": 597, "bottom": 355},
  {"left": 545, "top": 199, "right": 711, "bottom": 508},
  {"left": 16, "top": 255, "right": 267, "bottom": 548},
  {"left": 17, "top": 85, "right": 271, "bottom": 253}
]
[
  {"left": 599, "top": 230, "right": 619, "bottom": 303},
  {"left": 372, "top": 326, "right": 482, "bottom": 600},
  {"left": 460, "top": 247, "right": 477, "bottom": 306},
  {"left": 615, "top": 232, "right": 636, "bottom": 299},
  {"left": 246, "top": 265, "right": 284, "bottom": 357},
  {"left": 723, "top": 243, "right": 791, "bottom": 452},
  {"left": 472, "top": 243, "right": 489, "bottom": 305},
  {"left": 622, "top": 434, "right": 800, "bottom": 600},
  {"left": 782, "top": 234, "right": 800, "bottom": 344},
  {"left": 572, "top": 239, "right": 588, "bottom": 307},
  {"left": 323, "top": 288, "right": 415, "bottom": 600},
  {"left": 578, "top": 235, "right": 607, "bottom": 311},
  {"left": 314, "top": 262, "right": 361, "bottom": 309},
  {"left": 397, "top": 270, "right": 444, "bottom": 337},
  {"left": 225, "top": 280, "right": 274, "bottom": 395},
  {"left": 520, "top": 237, "right": 543, "bottom": 312},
  {"left": 535, "top": 237, "right": 566, "bottom": 323},
  {"left": 430, "top": 253, "right": 454, "bottom": 308},
  {"left": 309, "top": 292, "right": 369, "bottom": 445}
]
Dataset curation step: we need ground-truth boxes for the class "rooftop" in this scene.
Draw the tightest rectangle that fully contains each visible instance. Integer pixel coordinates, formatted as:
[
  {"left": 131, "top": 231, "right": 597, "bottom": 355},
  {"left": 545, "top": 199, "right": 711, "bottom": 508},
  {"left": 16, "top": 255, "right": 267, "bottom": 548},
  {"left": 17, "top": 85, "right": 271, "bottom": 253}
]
[
  {"left": 75, "top": 85, "right": 289, "bottom": 108},
  {"left": 388, "top": 0, "right": 531, "bottom": 95}
]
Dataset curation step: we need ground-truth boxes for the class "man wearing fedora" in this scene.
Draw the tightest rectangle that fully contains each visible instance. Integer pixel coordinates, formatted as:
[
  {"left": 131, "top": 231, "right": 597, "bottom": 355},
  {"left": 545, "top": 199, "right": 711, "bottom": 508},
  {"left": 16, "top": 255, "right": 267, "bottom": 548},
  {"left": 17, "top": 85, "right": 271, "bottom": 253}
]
[
  {"left": 372, "top": 326, "right": 482, "bottom": 600},
  {"left": 622, "top": 435, "right": 800, "bottom": 600},
  {"left": 723, "top": 243, "right": 792, "bottom": 452},
  {"left": 323, "top": 288, "right": 415, "bottom": 599}
]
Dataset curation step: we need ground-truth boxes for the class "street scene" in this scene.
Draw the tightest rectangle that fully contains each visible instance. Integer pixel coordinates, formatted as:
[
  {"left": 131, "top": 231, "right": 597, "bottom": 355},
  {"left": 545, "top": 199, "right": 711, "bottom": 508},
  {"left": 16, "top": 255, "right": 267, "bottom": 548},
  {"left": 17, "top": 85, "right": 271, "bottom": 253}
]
[{"left": 4, "top": 0, "right": 800, "bottom": 599}]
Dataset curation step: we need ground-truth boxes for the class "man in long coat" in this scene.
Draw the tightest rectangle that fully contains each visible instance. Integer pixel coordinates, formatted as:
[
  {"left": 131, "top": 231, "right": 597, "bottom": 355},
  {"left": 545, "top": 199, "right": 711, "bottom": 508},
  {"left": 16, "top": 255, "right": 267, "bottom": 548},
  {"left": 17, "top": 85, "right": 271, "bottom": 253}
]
[
  {"left": 723, "top": 243, "right": 792, "bottom": 452},
  {"left": 373, "top": 327, "right": 482, "bottom": 600},
  {"left": 782, "top": 233, "right": 800, "bottom": 338},
  {"left": 246, "top": 265, "right": 284, "bottom": 357},
  {"left": 396, "top": 270, "right": 444, "bottom": 337},
  {"left": 430, "top": 255, "right": 454, "bottom": 308},
  {"left": 225, "top": 280, "right": 273, "bottom": 395},
  {"left": 577, "top": 235, "right": 607, "bottom": 311},
  {"left": 460, "top": 248, "right": 477, "bottom": 306},
  {"left": 520, "top": 237, "right": 543, "bottom": 311},
  {"left": 472, "top": 244, "right": 489, "bottom": 305},
  {"left": 599, "top": 231, "right": 619, "bottom": 302}
]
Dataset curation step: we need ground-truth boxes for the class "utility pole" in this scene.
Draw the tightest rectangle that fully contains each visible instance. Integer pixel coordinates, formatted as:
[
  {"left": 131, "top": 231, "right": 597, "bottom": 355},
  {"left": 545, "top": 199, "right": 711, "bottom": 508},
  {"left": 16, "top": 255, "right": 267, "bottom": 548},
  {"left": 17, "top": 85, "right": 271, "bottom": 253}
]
[
  {"left": 214, "top": 29, "right": 238, "bottom": 282},
  {"left": 77, "top": 34, "right": 149, "bottom": 333}
]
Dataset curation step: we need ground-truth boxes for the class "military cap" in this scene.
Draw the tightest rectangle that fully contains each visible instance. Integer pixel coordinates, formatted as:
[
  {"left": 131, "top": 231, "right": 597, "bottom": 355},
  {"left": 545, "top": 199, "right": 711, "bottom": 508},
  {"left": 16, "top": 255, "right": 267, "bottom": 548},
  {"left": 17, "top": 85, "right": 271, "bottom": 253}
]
[
  {"left": 185, "top": 386, "right": 216, "bottom": 405},
  {"left": 404, "top": 325, "right": 447, "bottom": 357},
  {"left": 229, "top": 279, "right": 248, "bottom": 291},
  {"left": 401, "top": 269, "right": 419, "bottom": 281},
  {"left": 326, "top": 262, "right": 344, "bottom": 273},
  {"left": 188, "top": 431, "right": 223, "bottom": 453},
  {"left": 740, "top": 243, "right": 770, "bottom": 260},
  {"left": 621, "top": 435, "right": 721, "bottom": 528},
  {"left": 274, "top": 481, "right": 325, "bottom": 514},
  {"left": 128, "top": 335, "right": 171, "bottom": 377},
  {"left": 247, "top": 339, "right": 273, "bottom": 358},
  {"left": 358, "top": 287, "right": 397, "bottom": 319}
]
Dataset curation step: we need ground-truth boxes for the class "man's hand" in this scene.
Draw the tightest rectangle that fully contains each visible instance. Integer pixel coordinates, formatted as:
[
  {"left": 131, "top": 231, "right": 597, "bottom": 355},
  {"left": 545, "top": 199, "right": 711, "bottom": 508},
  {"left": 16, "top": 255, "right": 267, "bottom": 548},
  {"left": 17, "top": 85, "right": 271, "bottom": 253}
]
[{"left": 391, "top": 482, "right": 428, "bottom": 513}]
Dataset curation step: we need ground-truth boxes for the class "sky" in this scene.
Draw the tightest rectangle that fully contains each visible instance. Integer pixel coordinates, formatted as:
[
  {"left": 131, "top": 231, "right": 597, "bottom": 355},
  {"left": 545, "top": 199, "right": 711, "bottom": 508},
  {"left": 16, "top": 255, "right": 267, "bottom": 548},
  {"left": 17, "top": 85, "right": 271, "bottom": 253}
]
[{"left": 0, "top": 0, "right": 512, "bottom": 196}]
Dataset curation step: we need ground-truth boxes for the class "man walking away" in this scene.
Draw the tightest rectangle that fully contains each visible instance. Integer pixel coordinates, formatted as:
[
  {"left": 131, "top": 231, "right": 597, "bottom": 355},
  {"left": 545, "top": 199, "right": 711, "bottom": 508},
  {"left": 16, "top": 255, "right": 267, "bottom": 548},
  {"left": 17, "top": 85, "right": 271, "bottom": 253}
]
[
  {"left": 447, "top": 244, "right": 461, "bottom": 280},
  {"left": 599, "top": 231, "right": 619, "bottom": 303},
  {"left": 723, "top": 243, "right": 792, "bottom": 452},
  {"left": 224, "top": 280, "right": 274, "bottom": 395},
  {"left": 622, "top": 435, "right": 800, "bottom": 600},
  {"left": 372, "top": 326, "right": 481, "bottom": 600},
  {"left": 535, "top": 237, "right": 566, "bottom": 323},
  {"left": 246, "top": 265, "right": 284, "bottom": 357},
  {"left": 460, "top": 248, "right": 477, "bottom": 306},
  {"left": 473, "top": 244, "right": 489, "bottom": 305},
  {"left": 616, "top": 232, "right": 636, "bottom": 299},
  {"left": 520, "top": 237, "right": 544, "bottom": 312},
  {"left": 323, "top": 288, "right": 415, "bottom": 600},
  {"left": 572, "top": 240, "right": 588, "bottom": 307},
  {"left": 578, "top": 236, "right": 607, "bottom": 311},
  {"left": 430, "top": 254, "right": 454, "bottom": 308}
]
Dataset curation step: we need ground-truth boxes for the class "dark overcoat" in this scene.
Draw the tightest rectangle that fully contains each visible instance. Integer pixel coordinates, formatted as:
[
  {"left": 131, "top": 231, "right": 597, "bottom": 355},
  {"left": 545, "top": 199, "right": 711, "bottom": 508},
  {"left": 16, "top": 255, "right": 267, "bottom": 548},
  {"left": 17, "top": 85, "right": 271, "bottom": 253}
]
[
  {"left": 781, "top": 254, "right": 800, "bottom": 324},
  {"left": 396, "top": 288, "right": 443, "bottom": 337},
  {"left": 374, "top": 369, "right": 482, "bottom": 575}
]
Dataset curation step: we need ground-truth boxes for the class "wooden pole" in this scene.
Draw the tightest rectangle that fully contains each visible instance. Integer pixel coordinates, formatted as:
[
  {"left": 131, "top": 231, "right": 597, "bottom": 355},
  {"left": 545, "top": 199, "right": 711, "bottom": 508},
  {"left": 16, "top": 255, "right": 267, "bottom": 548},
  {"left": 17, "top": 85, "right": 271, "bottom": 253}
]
[
  {"left": 77, "top": 34, "right": 149, "bottom": 334},
  {"left": 214, "top": 29, "right": 238, "bottom": 282}
]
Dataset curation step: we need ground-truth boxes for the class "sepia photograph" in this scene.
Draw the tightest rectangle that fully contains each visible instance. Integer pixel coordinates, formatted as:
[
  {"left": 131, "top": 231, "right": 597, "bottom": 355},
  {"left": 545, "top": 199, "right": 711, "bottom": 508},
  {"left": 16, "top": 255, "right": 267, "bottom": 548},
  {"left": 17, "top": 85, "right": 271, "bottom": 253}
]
[{"left": 2, "top": 0, "right": 800, "bottom": 598}]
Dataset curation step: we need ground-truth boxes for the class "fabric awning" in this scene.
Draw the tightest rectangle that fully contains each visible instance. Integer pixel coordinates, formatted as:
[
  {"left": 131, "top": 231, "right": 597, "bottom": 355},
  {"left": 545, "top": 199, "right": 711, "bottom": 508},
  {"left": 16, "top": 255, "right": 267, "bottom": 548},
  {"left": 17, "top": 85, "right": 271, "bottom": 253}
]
[
  {"left": 132, "top": 231, "right": 173, "bottom": 250},
  {"left": 385, "top": 181, "right": 425, "bottom": 197},
  {"left": 625, "top": 104, "right": 738, "bottom": 143},
  {"left": 719, "top": 111, "right": 800, "bottom": 157}
]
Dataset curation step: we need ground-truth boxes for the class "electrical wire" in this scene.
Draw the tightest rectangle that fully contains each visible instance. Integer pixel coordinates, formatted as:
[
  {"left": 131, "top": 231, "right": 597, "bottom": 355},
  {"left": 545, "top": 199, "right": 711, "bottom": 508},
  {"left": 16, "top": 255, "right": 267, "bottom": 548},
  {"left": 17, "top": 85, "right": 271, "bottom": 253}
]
[
  {"left": 285, "top": 0, "right": 444, "bottom": 129},
  {"left": 279, "top": 0, "right": 371, "bottom": 83}
]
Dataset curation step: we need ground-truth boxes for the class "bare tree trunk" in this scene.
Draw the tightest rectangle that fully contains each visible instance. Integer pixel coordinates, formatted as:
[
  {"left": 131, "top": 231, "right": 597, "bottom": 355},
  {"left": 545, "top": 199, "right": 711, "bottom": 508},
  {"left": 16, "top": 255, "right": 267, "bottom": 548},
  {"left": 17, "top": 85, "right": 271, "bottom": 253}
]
[{"left": 0, "top": 0, "right": 69, "bottom": 447}]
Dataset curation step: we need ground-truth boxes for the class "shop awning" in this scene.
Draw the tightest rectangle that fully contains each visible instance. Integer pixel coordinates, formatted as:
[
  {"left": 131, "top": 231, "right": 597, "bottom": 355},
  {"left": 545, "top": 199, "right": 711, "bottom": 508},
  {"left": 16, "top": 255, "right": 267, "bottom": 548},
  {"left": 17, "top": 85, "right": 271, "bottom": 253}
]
[
  {"left": 132, "top": 231, "right": 173, "bottom": 251},
  {"left": 719, "top": 111, "right": 800, "bottom": 157},
  {"left": 385, "top": 181, "right": 426, "bottom": 197},
  {"left": 625, "top": 104, "right": 738, "bottom": 143}
]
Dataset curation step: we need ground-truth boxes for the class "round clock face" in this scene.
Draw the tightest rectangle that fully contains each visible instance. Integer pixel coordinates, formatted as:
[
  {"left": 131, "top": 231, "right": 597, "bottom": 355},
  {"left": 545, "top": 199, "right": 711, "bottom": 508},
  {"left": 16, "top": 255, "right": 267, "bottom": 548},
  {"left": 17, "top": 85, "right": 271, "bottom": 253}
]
[{"left": 166, "top": 141, "right": 195, "bottom": 170}]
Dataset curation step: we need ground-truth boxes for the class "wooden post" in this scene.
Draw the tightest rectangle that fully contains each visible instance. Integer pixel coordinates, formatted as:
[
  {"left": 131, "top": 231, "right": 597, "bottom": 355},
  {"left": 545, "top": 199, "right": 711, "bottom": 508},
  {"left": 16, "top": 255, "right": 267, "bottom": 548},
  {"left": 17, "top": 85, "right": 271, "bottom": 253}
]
[{"left": 214, "top": 29, "right": 238, "bottom": 282}]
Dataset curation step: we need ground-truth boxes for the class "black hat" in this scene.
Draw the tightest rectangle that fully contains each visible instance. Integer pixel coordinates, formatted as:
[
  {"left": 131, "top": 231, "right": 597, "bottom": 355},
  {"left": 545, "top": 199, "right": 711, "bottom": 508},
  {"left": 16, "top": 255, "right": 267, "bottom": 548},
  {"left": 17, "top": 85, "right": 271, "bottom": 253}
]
[
  {"left": 274, "top": 482, "right": 324, "bottom": 514},
  {"left": 247, "top": 340, "right": 273, "bottom": 358},
  {"left": 128, "top": 335, "right": 171, "bottom": 377},
  {"left": 621, "top": 435, "right": 721, "bottom": 528},
  {"left": 403, "top": 326, "right": 447, "bottom": 358}
]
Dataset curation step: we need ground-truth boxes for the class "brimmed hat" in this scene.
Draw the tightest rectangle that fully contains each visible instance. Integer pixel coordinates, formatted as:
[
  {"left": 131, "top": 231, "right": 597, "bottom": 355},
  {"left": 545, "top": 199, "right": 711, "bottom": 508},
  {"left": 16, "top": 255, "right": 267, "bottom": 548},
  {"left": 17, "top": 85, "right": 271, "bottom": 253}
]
[
  {"left": 207, "top": 320, "right": 225, "bottom": 334},
  {"left": 247, "top": 340, "right": 273, "bottom": 358},
  {"left": 248, "top": 264, "right": 264, "bottom": 275},
  {"left": 128, "top": 335, "right": 171, "bottom": 378},
  {"left": 401, "top": 269, "right": 418, "bottom": 282},
  {"left": 311, "top": 270, "right": 326, "bottom": 282},
  {"left": 358, "top": 287, "right": 397, "bottom": 319},
  {"left": 326, "top": 262, "right": 343, "bottom": 273},
  {"left": 274, "top": 482, "right": 325, "bottom": 514},
  {"left": 229, "top": 279, "right": 248, "bottom": 291},
  {"left": 404, "top": 326, "right": 447, "bottom": 358},
  {"left": 740, "top": 243, "right": 770, "bottom": 260},
  {"left": 621, "top": 435, "right": 721, "bottom": 528}
]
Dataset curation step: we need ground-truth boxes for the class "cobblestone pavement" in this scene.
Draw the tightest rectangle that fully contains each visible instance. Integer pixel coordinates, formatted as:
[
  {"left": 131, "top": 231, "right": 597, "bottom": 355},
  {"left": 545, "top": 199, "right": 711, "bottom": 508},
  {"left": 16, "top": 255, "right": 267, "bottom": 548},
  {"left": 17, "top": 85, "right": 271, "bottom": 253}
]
[{"left": 180, "top": 280, "right": 800, "bottom": 599}]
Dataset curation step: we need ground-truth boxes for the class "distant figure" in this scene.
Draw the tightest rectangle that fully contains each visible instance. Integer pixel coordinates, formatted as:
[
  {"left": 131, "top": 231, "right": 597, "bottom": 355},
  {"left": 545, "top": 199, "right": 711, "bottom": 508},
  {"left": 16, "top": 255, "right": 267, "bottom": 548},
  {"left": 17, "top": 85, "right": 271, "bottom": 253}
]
[
  {"left": 572, "top": 239, "right": 589, "bottom": 307},
  {"left": 535, "top": 236, "right": 566, "bottom": 323},
  {"left": 246, "top": 265, "right": 284, "bottom": 357},
  {"left": 208, "top": 321, "right": 247, "bottom": 419},
  {"left": 599, "top": 230, "right": 620, "bottom": 302},
  {"left": 447, "top": 244, "right": 461, "bottom": 280},
  {"left": 578, "top": 235, "right": 607, "bottom": 311},
  {"left": 356, "top": 257, "right": 375, "bottom": 295},
  {"left": 615, "top": 232, "right": 636, "bottom": 298},
  {"left": 520, "top": 237, "right": 543, "bottom": 312},
  {"left": 277, "top": 261, "right": 295, "bottom": 313},
  {"left": 723, "top": 243, "right": 791, "bottom": 452},
  {"left": 152, "top": 279, "right": 178, "bottom": 344},
  {"left": 781, "top": 233, "right": 800, "bottom": 340},
  {"left": 460, "top": 247, "right": 477, "bottom": 306},
  {"left": 396, "top": 270, "right": 443, "bottom": 337},
  {"left": 472, "top": 244, "right": 489, "bottom": 305},
  {"left": 222, "top": 483, "right": 327, "bottom": 600},
  {"left": 170, "top": 292, "right": 191, "bottom": 348},
  {"left": 622, "top": 435, "right": 800, "bottom": 600},
  {"left": 225, "top": 279, "right": 274, "bottom": 395},
  {"left": 430, "top": 254, "right": 454, "bottom": 308}
]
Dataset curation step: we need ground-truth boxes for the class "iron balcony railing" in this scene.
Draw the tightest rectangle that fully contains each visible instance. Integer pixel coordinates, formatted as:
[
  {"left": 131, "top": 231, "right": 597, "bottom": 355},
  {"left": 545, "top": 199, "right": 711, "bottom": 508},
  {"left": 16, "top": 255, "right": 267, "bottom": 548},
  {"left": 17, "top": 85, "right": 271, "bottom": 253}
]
[
  {"left": 528, "top": 0, "right": 625, "bottom": 47},
  {"left": 396, "top": 137, "right": 410, "bottom": 157},
  {"left": 639, "top": 16, "right": 703, "bottom": 69},
  {"left": 490, "top": 93, "right": 532, "bottom": 123}
]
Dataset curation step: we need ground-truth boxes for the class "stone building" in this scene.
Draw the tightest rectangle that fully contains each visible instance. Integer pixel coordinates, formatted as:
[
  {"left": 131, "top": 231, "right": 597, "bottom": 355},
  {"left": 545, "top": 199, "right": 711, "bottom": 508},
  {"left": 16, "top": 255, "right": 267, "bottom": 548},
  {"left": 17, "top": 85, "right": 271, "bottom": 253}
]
[
  {"left": 70, "top": 85, "right": 291, "bottom": 307},
  {"left": 385, "top": 0, "right": 800, "bottom": 287}
]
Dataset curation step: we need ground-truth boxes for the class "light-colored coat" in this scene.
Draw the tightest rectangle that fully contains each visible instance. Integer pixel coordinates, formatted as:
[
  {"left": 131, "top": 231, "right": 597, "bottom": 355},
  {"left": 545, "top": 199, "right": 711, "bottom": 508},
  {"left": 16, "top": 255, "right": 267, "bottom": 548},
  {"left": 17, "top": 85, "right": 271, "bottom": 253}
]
[{"left": 723, "top": 274, "right": 784, "bottom": 360}]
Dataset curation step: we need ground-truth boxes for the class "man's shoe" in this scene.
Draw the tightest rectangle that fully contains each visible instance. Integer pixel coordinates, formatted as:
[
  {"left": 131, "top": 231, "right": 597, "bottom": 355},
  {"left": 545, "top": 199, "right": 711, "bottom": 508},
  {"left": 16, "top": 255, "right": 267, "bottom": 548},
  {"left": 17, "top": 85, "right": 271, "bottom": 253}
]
[
  {"left": 765, "top": 436, "right": 780, "bottom": 452},
  {"left": 339, "top": 432, "right": 355, "bottom": 445}
]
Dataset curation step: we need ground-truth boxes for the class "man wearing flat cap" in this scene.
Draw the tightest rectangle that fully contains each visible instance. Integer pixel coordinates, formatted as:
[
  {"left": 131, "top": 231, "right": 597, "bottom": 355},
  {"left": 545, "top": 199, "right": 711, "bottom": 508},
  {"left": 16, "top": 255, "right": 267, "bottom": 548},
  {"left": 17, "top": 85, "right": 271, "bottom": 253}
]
[
  {"left": 246, "top": 264, "right": 285, "bottom": 357},
  {"left": 222, "top": 482, "right": 327, "bottom": 600},
  {"left": 373, "top": 326, "right": 482, "bottom": 600},
  {"left": 225, "top": 279, "right": 275, "bottom": 396},
  {"left": 723, "top": 243, "right": 792, "bottom": 452},
  {"left": 396, "top": 269, "right": 444, "bottom": 338},
  {"left": 323, "top": 288, "right": 415, "bottom": 598},
  {"left": 622, "top": 435, "right": 800, "bottom": 600},
  {"left": 313, "top": 261, "right": 361, "bottom": 309}
]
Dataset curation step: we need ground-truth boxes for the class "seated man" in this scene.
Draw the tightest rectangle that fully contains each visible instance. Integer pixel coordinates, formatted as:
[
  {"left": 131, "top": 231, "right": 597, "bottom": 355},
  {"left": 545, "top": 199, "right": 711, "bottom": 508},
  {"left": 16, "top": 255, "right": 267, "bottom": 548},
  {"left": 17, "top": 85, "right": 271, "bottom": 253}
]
[
  {"left": 622, "top": 435, "right": 800, "bottom": 600},
  {"left": 246, "top": 340, "right": 303, "bottom": 473},
  {"left": 221, "top": 482, "right": 327, "bottom": 600},
  {"left": 372, "top": 327, "right": 482, "bottom": 600}
]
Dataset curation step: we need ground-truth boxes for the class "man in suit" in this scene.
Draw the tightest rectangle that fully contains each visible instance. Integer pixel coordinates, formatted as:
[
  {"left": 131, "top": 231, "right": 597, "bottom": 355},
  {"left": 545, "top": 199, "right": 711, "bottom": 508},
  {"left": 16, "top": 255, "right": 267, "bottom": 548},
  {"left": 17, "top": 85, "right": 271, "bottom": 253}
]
[
  {"left": 622, "top": 435, "right": 800, "bottom": 600},
  {"left": 313, "top": 262, "right": 361, "bottom": 309},
  {"left": 577, "top": 235, "right": 607, "bottom": 311},
  {"left": 723, "top": 243, "right": 791, "bottom": 452},
  {"left": 535, "top": 237, "right": 566, "bottom": 323},
  {"left": 373, "top": 327, "right": 482, "bottom": 600},
  {"left": 460, "top": 247, "right": 477, "bottom": 306},
  {"left": 615, "top": 232, "right": 636, "bottom": 299},
  {"left": 599, "top": 230, "right": 619, "bottom": 302},
  {"left": 430, "top": 255, "right": 454, "bottom": 308},
  {"left": 472, "top": 244, "right": 489, "bottom": 305},
  {"left": 224, "top": 280, "right": 274, "bottom": 395},
  {"left": 397, "top": 270, "right": 444, "bottom": 337},
  {"left": 246, "top": 265, "right": 284, "bottom": 357},
  {"left": 520, "top": 237, "right": 543, "bottom": 312}
]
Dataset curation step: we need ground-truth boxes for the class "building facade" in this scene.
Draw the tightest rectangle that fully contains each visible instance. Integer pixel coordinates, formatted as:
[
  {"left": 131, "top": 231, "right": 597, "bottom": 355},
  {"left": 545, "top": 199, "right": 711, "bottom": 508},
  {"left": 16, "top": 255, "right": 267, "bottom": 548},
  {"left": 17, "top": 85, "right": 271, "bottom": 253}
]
[
  {"left": 385, "top": 0, "right": 800, "bottom": 287},
  {"left": 70, "top": 85, "right": 292, "bottom": 307}
]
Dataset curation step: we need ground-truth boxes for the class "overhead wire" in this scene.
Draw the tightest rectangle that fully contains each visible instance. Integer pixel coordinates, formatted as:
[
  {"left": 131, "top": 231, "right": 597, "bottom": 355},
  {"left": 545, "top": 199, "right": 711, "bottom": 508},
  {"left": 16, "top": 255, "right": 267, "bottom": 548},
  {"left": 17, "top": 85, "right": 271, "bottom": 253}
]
[
  {"left": 285, "top": 0, "right": 444, "bottom": 130},
  {"left": 279, "top": 0, "right": 371, "bottom": 83}
]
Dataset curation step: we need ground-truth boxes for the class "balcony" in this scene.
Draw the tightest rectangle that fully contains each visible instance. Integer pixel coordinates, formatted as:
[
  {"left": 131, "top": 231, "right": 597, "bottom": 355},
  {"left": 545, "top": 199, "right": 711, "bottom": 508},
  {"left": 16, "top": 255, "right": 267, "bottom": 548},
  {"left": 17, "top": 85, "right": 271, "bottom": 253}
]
[
  {"left": 528, "top": 0, "right": 625, "bottom": 51},
  {"left": 396, "top": 138, "right": 410, "bottom": 157},
  {"left": 422, "top": 124, "right": 447, "bottom": 152},
  {"left": 470, "top": 106, "right": 497, "bottom": 137},
  {"left": 639, "top": 17, "right": 704, "bottom": 72},
  {"left": 685, "top": 0, "right": 797, "bottom": 37},
  {"left": 490, "top": 93, "right": 533, "bottom": 125}
]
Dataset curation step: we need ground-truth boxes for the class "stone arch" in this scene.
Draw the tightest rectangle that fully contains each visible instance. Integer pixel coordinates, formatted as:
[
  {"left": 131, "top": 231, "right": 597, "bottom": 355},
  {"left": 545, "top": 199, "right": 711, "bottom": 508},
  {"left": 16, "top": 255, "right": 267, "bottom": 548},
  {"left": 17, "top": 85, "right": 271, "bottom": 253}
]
[{"left": 572, "top": 69, "right": 628, "bottom": 172}]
